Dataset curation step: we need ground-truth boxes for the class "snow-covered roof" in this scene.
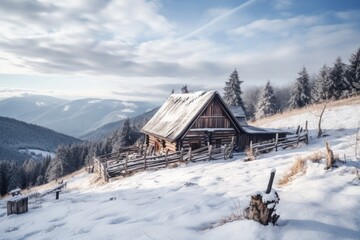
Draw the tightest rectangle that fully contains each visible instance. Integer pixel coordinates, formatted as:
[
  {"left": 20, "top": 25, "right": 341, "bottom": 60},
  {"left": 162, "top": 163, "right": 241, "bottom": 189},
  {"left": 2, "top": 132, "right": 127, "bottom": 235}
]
[
  {"left": 241, "top": 125, "right": 289, "bottom": 134},
  {"left": 228, "top": 106, "right": 246, "bottom": 118},
  {"left": 141, "top": 91, "right": 217, "bottom": 141}
]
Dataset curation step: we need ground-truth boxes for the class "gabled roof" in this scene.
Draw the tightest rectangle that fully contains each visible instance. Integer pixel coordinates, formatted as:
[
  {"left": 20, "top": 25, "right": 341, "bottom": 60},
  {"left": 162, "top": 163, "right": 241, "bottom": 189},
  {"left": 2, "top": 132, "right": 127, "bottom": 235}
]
[
  {"left": 141, "top": 91, "right": 243, "bottom": 142},
  {"left": 141, "top": 91, "right": 287, "bottom": 141}
]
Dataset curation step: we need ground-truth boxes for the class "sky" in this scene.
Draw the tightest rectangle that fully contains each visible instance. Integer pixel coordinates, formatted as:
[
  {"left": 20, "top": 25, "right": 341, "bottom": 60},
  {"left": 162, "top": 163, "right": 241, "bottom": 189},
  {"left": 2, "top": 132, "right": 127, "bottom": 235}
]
[{"left": 0, "top": 0, "right": 359, "bottom": 104}]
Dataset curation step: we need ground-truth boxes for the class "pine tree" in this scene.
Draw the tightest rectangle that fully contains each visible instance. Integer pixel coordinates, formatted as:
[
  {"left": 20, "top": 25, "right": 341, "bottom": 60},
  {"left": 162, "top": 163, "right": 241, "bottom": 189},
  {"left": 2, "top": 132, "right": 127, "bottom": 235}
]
[
  {"left": 223, "top": 69, "right": 246, "bottom": 110},
  {"left": 181, "top": 85, "right": 189, "bottom": 93},
  {"left": 345, "top": 47, "right": 360, "bottom": 92},
  {"left": 7, "top": 162, "right": 23, "bottom": 192},
  {"left": 121, "top": 118, "right": 135, "bottom": 147},
  {"left": 0, "top": 162, "right": 7, "bottom": 195},
  {"left": 45, "top": 145, "right": 72, "bottom": 182},
  {"left": 288, "top": 66, "right": 311, "bottom": 109},
  {"left": 329, "top": 57, "right": 347, "bottom": 99},
  {"left": 312, "top": 64, "right": 331, "bottom": 102},
  {"left": 255, "top": 81, "right": 278, "bottom": 119}
]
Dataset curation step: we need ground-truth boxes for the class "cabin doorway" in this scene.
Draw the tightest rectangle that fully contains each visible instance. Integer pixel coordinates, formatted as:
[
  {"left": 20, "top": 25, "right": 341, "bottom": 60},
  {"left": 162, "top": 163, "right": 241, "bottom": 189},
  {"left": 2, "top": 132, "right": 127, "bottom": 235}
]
[
  {"left": 155, "top": 141, "right": 161, "bottom": 152},
  {"left": 190, "top": 140, "right": 201, "bottom": 150}
]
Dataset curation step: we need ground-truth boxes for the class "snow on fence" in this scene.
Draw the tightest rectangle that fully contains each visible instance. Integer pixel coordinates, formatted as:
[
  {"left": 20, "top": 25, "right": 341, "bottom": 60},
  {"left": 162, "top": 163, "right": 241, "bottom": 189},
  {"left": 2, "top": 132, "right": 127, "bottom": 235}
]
[{"left": 94, "top": 140, "right": 235, "bottom": 182}]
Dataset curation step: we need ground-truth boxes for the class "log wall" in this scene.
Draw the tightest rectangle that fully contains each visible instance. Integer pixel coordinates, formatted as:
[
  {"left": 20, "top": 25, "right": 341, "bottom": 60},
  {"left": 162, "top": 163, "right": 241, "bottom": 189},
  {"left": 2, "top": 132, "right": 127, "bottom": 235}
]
[
  {"left": 181, "top": 129, "right": 236, "bottom": 149},
  {"left": 148, "top": 135, "right": 177, "bottom": 153}
]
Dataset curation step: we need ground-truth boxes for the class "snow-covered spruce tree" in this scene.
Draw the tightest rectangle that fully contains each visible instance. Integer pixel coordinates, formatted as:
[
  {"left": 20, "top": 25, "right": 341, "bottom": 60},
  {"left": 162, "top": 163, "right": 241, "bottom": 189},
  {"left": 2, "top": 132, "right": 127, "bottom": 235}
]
[
  {"left": 7, "top": 161, "right": 24, "bottom": 192},
  {"left": 45, "top": 145, "right": 73, "bottom": 182},
  {"left": 223, "top": 69, "right": 246, "bottom": 110},
  {"left": 243, "top": 86, "right": 261, "bottom": 119},
  {"left": 345, "top": 47, "right": 360, "bottom": 93},
  {"left": 0, "top": 162, "right": 7, "bottom": 195},
  {"left": 255, "top": 81, "right": 278, "bottom": 119},
  {"left": 121, "top": 118, "right": 136, "bottom": 147},
  {"left": 329, "top": 57, "right": 348, "bottom": 99},
  {"left": 181, "top": 85, "right": 189, "bottom": 93},
  {"left": 288, "top": 66, "right": 311, "bottom": 109},
  {"left": 312, "top": 64, "right": 331, "bottom": 103}
]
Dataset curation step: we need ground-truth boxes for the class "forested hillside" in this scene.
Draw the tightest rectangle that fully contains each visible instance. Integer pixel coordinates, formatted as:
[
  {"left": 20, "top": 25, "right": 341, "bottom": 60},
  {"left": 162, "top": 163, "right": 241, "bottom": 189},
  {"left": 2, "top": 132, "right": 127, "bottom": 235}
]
[{"left": 0, "top": 117, "right": 80, "bottom": 161}]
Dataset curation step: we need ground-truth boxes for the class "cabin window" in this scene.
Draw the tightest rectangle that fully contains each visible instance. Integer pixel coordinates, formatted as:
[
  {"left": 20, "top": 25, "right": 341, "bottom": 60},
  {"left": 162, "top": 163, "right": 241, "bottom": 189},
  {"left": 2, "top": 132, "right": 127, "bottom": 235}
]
[
  {"left": 190, "top": 140, "right": 201, "bottom": 150},
  {"left": 216, "top": 139, "right": 222, "bottom": 148},
  {"left": 162, "top": 140, "right": 166, "bottom": 148}
]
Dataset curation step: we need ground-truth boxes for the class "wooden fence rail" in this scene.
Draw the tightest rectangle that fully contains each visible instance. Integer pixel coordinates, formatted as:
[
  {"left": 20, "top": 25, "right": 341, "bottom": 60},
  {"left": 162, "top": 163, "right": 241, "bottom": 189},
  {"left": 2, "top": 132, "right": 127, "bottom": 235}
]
[
  {"left": 249, "top": 130, "right": 308, "bottom": 158},
  {"left": 95, "top": 127, "right": 308, "bottom": 182},
  {"left": 95, "top": 138, "right": 236, "bottom": 182}
]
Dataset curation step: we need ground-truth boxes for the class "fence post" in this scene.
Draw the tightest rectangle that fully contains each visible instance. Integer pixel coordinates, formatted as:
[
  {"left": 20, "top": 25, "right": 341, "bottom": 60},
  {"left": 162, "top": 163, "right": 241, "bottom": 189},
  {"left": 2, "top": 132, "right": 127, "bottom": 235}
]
[
  {"left": 266, "top": 169, "right": 276, "bottom": 194},
  {"left": 188, "top": 147, "right": 192, "bottom": 162},
  {"left": 180, "top": 148, "right": 184, "bottom": 162},
  {"left": 305, "top": 120, "right": 309, "bottom": 145},
  {"left": 165, "top": 149, "right": 169, "bottom": 167},
  {"left": 250, "top": 141, "right": 253, "bottom": 157},
  {"left": 125, "top": 152, "right": 128, "bottom": 175},
  {"left": 143, "top": 150, "right": 147, "bottom": 170},
  {"left": 275, "top": 133, "right": 279, "bottom": 152},
  {"left": 297, "top": 131, "right": 300, "bottom": 146},
  {"left": 208, "top": 144, "right": 212, "bottom": 160}
]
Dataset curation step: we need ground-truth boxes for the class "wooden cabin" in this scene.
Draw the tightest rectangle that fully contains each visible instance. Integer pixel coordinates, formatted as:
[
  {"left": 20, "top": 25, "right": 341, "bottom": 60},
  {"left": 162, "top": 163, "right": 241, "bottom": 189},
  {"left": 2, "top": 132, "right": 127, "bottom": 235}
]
[{"left": 141, "top": 91, "right": 286, "bottom": 153}]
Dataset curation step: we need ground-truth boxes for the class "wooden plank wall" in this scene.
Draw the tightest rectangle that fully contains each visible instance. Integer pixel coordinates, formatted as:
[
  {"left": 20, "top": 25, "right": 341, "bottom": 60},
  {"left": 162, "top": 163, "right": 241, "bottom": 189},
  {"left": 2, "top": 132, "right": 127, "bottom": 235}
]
[{"left": 192, "top": 98, "right": 234, "bottom": 129}]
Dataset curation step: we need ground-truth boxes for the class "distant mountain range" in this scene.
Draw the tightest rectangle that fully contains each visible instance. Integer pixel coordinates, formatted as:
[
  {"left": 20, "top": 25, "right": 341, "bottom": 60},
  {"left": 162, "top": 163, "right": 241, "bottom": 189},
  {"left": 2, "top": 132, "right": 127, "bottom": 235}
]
[
  {"left": 0, "top": 94, "right": 156, "bottom": 137},
  {"left": 81, "top": 107, "right": 160, "bottom": 141},
  {"left": 0, "top": 116, "right": 81, "bottom": 161}
]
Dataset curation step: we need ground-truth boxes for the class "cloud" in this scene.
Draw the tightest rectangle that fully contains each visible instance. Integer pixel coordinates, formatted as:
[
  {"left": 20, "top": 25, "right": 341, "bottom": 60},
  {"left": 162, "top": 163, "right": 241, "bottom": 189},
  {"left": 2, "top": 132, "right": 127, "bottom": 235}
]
[
  {"left": 230, "top": 15, "right": 321, "bottom": 37},
  {"left": 0, "top": 0, "right": 179, "bottom": 77},
  {"left": 273, "top": 0, "right": 293, "bottom": 10}
]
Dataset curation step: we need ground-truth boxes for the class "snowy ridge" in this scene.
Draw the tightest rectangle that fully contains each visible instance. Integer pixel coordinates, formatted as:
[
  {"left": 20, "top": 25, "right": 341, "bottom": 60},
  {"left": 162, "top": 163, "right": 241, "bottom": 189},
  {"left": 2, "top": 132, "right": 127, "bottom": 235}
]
[{"left": 1, "top": 102, "right": 360, "bottom": 239}]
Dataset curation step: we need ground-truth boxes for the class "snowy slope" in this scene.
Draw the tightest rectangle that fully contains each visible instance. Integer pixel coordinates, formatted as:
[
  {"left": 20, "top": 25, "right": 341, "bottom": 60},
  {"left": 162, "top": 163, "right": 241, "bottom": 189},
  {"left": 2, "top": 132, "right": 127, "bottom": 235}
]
[{"left": 1, "top": 101, "right": 359, "bottom": 240}]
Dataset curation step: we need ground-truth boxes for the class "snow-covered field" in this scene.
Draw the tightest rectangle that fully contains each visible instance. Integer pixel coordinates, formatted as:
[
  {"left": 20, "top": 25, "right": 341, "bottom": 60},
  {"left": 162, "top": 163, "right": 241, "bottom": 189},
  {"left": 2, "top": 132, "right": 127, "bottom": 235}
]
[
  {"left": 19, "top": 149, "right": 56, "bottom": 160},
  {"left": 1, "top": 102, "right": 360, "bottom": 240}
]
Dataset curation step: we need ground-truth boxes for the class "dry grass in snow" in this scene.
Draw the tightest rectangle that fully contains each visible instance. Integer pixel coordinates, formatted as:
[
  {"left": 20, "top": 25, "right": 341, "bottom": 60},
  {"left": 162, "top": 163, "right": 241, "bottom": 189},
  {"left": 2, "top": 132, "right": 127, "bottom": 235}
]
[{"left": 278, "top": 151, "right": 324, "bottom": 186}]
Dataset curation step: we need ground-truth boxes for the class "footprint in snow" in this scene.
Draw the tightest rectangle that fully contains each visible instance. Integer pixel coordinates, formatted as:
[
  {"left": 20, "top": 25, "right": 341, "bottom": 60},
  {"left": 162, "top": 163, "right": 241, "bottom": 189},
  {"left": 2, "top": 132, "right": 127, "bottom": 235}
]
[
  {"left": 184, "top": 182, "right": 198, "bottom": 187},
  {"left": 216, "top": 176, "right": 224, "bottom": 181},
  {"left": 108, "top": 217, "right": 129, "bottom": 225}
]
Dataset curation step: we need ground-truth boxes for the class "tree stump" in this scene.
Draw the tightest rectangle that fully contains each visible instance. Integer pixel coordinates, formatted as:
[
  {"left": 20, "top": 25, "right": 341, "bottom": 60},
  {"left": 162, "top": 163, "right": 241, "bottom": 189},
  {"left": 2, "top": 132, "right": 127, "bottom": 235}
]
[
  {"left": 244, "top": 169, "right": 280, "bottom": 225},
  {"left": 324, "top": 141, "right": 334, "bottom": 170},
  {"left": 244, "top": 190, "right": 280, "bottom": 225}
]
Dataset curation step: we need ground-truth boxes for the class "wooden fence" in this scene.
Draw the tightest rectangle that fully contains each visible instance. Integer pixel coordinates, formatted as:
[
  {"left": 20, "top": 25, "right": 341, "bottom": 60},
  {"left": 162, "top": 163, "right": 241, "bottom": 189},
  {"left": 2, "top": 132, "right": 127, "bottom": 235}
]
[
  {"left": 248, "top": 127, "right": 309, "bottom": 158},
  {"left": 94, "top": 125, "right": 309, "bottom": 182},
  {"left": 94, "top": 139, "right": 235, "bottom": 182}
]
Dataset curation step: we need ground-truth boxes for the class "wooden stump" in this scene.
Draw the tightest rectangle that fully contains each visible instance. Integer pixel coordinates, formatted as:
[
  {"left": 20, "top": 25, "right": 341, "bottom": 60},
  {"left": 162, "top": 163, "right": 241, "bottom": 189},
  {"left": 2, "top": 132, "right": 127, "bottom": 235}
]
[
  {"left": 244, "top": 191, "right": 280, "bottom": 225},
  {"left": 244, "top": 169, "right": 280, "bottom": 225},
  {"left": 325, "top": 141, "right": 334, "bottom": 170},
  {"left": 7, "top": 196, "right": 28, "bottom": 216}
]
